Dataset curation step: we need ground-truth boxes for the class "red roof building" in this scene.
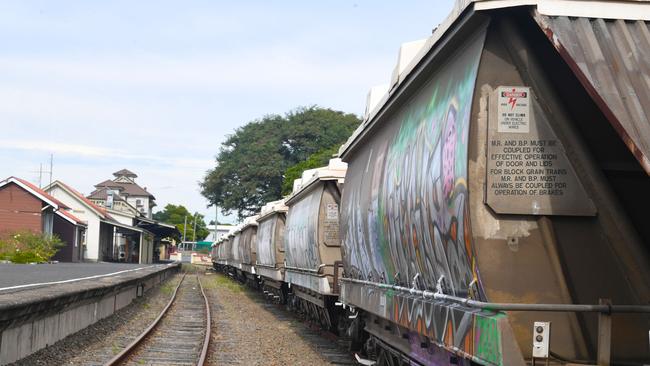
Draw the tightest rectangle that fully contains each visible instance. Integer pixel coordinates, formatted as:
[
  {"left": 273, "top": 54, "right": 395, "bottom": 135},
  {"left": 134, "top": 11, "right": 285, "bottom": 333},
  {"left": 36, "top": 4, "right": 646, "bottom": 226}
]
[
  {"left": 0, "top": 177, "right": 87, "bottom": 262},
  {"left": 89, "top": 169, "right": 156, "bottom": 218}
]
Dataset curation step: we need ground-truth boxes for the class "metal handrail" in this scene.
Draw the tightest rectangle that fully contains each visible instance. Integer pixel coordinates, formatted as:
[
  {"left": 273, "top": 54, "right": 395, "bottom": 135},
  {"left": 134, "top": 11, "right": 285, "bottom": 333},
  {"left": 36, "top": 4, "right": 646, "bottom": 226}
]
[
  {"left": 341, "top": 278, "right": 650, "bottom": 313},
  {"left": 284, "top": 264, "right": 332, "bottom": 276}
]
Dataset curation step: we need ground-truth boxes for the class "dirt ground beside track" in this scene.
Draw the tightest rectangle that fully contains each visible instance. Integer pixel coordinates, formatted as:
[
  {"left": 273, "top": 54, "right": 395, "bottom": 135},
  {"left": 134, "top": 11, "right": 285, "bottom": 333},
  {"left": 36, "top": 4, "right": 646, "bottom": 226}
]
[{"left": 202, "top": 271, "right": 337, "bottom": 366}]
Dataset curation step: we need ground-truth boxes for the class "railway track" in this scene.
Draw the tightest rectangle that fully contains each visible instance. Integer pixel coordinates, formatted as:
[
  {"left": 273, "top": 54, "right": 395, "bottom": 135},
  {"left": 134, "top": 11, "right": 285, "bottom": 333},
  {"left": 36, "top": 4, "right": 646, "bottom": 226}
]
[{"left": 105, "top": 272, "right": 211, "bottom": 366}]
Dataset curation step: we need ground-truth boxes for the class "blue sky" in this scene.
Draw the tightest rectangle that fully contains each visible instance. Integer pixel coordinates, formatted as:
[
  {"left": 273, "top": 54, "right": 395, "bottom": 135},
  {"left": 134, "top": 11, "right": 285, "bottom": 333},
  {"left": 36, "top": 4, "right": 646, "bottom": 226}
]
[{"left": 0, "top": 0, "right": 454, "bottom": 224}]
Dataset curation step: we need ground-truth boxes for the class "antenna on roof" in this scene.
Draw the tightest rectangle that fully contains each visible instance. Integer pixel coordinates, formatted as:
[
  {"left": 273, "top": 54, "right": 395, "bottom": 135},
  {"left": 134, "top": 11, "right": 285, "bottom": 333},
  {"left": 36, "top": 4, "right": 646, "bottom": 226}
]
[
  {"left": 49, "top": 154, "right": 53, "bottom": 187},
  {"left": 31, "top": 154, "right": 53, "bottom": 188}
]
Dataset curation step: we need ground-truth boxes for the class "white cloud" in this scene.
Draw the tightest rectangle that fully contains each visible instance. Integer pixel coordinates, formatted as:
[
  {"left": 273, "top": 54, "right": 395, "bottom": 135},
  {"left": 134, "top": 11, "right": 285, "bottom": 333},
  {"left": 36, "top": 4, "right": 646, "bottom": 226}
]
[
  {"left": 0, "top": 49, "right": 388, "bottom": 93},
  {"left": 0, "top": 139, "right": 212, "bottom": 169}
]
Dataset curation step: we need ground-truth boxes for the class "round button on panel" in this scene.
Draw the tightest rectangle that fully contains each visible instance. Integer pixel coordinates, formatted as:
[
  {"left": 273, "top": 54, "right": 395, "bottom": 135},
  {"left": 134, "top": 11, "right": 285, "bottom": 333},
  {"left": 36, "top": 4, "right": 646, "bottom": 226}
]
[
  {"left": 536, "top": 326, "right": 544, "bottom": 333},
  {"left": 536, "top": 335, "right": 543, "bottom": 342}
]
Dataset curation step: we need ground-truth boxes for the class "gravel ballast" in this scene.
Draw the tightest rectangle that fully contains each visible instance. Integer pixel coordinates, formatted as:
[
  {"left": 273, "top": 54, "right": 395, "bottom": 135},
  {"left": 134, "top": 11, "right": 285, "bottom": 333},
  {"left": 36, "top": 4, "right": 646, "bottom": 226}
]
[{"left": 202, "top": 271, "right": 354, "bottom": 365}]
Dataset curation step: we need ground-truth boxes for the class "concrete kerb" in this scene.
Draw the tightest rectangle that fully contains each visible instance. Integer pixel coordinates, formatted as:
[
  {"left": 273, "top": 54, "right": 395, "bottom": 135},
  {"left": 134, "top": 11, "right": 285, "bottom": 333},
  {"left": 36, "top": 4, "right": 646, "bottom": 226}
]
[{"left": 0, "top": 263, "right": 180, "bottom": 365}]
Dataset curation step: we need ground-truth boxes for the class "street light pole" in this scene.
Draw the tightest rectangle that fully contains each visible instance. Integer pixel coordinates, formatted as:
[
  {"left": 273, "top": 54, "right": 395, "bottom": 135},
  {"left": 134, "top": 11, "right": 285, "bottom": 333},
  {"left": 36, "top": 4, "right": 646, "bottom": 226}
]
[{"left": 182, "top": 215, "right": 187, "bottom": 247}]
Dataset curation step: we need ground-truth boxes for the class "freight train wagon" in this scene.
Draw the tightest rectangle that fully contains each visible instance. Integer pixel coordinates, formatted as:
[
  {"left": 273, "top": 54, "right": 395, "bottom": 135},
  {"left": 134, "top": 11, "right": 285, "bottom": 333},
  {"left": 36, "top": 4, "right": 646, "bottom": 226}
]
[
  {"left": 255, "top": 199, "right": 290, "bottom": 303},
  {"left": 283, "top": 158, "right": 347, "bottom": 330},
  {"left": 336, "top": 1, "right": 650, "bottom": 365},
  {"left": 212, "top": 236, "right": 227, "bottom": 272},
  {"left": 238, "top": 215, "right": 259, "bottom": 286},
  {"left": 210, "top": 242, "right": 217, "bottom": 266},
  {"left": 224, "top": 228, "right": 238, "bottom": 277}
]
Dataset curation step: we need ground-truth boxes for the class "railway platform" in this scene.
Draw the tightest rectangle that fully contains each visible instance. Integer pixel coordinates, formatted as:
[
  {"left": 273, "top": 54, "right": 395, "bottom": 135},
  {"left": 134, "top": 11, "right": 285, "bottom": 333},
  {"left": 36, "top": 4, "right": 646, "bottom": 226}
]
[
  {"left": 0, "top": 262, "right": 160, "bottom": 293},
  {"left": 0, "top": 262, "right": 179, "bottom": 365}
]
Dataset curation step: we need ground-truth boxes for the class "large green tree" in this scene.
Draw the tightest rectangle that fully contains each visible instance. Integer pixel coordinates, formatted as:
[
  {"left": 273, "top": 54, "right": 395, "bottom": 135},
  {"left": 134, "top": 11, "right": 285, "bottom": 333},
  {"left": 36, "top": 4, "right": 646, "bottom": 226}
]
[
  {"left": 153, "top": 204, "right": 210, "bottom": 242},
  {"left": 201, "top": 106, "right": 360, "bottom": 219},
  {"left": 281, "top": 145, "right": 339, "bottom": 195}
]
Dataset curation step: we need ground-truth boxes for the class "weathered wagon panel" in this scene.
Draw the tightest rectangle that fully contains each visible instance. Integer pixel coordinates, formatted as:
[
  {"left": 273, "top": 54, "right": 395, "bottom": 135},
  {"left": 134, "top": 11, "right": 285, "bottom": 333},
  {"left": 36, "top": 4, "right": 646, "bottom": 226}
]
[
  {"left": 338, "top": 2, "right": 650, "bottom": 365},
  {"left": 340, "top": 26, "right": 486, "bottom": 299},
  {"left": 284, "top": 159, "right": 346, "bottom": 304}
]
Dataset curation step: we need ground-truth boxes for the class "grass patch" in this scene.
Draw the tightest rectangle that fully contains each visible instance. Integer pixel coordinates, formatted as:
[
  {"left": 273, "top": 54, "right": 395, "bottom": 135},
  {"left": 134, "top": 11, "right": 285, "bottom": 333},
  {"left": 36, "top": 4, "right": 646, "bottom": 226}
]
[
  {"left": 160, "top": 281, "right": 175, "bottom": 296},
  {"left": 211, "top": 274, "right": 245, "bottom": 293}
]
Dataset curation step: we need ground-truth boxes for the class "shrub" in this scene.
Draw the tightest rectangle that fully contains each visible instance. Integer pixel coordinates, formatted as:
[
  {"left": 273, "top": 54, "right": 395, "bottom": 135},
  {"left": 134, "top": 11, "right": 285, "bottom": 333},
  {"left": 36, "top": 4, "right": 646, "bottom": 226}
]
[{"left": 0, "top": 231, "right": 65, "bottom": 263}]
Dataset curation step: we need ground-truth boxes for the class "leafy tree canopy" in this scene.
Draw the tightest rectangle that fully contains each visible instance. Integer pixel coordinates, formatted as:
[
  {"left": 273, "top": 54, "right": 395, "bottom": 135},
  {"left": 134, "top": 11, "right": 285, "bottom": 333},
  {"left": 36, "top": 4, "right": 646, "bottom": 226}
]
[
  {"left": 201, "top": 106, "right": 360, "bottom": 219},
  {"left": 153, "top": 204, "right": 210, "bottom": 242},
  {"left": 281, "top": 145, "right": 339, "bottom": 196}
]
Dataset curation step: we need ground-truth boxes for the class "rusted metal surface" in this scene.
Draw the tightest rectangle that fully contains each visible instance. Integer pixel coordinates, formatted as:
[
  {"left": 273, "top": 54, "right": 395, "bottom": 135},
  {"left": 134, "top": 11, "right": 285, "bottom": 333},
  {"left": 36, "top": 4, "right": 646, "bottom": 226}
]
[
  {"left": 534, "top": 12, "right": 650, "bottom": 174},
  {"left": 197, "top": 275, "right": 211, "bottom": 366}
]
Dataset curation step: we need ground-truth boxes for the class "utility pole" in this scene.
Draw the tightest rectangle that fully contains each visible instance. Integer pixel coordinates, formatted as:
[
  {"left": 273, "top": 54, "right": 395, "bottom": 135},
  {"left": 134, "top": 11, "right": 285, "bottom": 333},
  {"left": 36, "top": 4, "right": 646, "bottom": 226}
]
[
  {"left": 182, "top": 215, "right": 187, "bottom": 245},
  {"left": 214, "top": 204, "right": 218, "bottom": 240},
  {"left": 192, "top": 213, "right": 197, "bottom": 242},
  {"left": 38, "top": 164, "right": 43, "bottom": 188}
]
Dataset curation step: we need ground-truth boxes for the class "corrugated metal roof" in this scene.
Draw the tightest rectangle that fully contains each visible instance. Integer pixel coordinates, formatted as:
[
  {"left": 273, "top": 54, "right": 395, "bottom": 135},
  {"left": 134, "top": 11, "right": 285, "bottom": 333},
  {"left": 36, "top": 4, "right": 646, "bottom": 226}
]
[
  {"left": 339, "top": 1, "right": 650, "bottom": 159},
  {"left": 534, "top": 12, "right": 650, "bottom": 174}
]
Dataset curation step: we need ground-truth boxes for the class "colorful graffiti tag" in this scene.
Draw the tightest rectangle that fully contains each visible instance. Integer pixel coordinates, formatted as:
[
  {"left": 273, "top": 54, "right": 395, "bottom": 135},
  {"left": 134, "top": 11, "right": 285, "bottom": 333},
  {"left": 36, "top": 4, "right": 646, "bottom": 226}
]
[
  {"left": 340, "top": 29, "right": 490, "bottom": 361},
  {"left": 341, "top": 280, "right": 507, "bottom": 366},
  {"left": 284, "top": 187, "right": 322, "bottom": 270}
]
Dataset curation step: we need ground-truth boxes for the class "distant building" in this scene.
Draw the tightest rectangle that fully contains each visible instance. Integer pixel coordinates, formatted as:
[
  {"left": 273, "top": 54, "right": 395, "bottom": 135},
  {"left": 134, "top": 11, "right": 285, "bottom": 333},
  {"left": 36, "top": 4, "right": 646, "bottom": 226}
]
[
  {"left": 88, "top": 169, "right": 156, "bottom": 218},
  {"left": 0, "top": 177, "right": 87, "bottom": 262},
  {"left": 45, "top": 180, "right": 177, "bottom": 264},
  {"left": 45, "top": 180, "right": 124, "bottom": 262},
  {"left": 0, "top": 170, "right": 176, "bottom": 264},
  {"left": 206, "top": 224, "right": 235, "bottom": 241}
]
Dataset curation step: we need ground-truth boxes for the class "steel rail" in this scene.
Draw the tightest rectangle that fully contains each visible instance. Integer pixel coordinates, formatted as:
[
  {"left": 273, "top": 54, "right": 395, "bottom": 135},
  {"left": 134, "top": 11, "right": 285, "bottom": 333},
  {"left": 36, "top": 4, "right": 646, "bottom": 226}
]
[
  {"left": 196, "top": 274, "right": 211, "bottom": 366},
  {"left": 104, "top": 273, "right": 187, "bottom": 366},
  {"left": 104, "top": 270, "right": 212, "bottom": 366}
]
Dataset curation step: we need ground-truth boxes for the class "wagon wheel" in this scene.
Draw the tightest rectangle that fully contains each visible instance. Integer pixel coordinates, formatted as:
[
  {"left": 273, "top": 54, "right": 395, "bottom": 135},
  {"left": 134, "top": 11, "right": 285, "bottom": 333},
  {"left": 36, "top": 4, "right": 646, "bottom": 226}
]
[{"left": 377, "top": 348, "right": 396, "bottom": 366}]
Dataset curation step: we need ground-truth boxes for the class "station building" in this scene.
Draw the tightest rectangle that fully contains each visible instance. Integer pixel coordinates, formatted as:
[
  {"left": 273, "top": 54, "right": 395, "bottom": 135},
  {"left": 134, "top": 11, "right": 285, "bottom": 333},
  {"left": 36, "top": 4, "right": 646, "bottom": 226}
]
[
  {"left": 44, "top": 175, "right": 176, "bottom": 264},
  {"left": 0, "top": 176, "right": 87, "bottom": 262}
]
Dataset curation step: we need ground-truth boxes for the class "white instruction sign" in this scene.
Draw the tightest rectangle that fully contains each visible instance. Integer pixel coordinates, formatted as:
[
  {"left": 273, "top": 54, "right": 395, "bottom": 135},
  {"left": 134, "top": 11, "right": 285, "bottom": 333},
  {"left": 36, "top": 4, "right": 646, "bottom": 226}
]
[
  {"left": 326, "top": 203, "right": 338, "bottom": 220},
  {"left": 497, "top": 86, "right": 530, "bottom": 133}
]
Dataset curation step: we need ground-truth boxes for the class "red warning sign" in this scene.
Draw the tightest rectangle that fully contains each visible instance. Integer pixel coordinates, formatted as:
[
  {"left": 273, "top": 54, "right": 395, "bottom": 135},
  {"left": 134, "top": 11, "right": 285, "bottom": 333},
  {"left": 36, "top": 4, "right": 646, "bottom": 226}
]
[{"left": 497, "top": 86, "right": 530, "bottom": 133}]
